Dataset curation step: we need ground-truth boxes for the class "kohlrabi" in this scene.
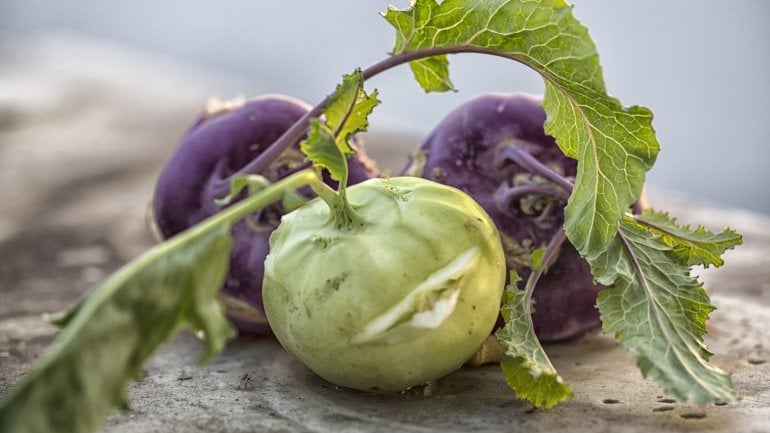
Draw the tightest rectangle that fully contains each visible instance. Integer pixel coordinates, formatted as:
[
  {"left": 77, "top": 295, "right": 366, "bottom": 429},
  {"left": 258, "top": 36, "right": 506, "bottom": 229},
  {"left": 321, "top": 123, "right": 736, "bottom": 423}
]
[
  {"left": 263, "top": 177, "right": 506, "bottom": 392},
  {"left": 0, "top": 2, "right": 744, "bottom": 432},
  {"left": 152, "top": 94, "right": 378, "bottom": 333}
]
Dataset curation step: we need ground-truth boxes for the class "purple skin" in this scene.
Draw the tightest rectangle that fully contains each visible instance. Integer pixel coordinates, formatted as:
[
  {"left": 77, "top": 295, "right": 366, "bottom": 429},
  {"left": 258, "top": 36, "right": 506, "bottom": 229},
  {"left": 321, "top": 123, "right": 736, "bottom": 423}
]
[
  {"left": 153, "top": 94, "right": 378, "bottom": 334},
  {"left": 402, "top": 93, "right": 605, "bottom": 342}
]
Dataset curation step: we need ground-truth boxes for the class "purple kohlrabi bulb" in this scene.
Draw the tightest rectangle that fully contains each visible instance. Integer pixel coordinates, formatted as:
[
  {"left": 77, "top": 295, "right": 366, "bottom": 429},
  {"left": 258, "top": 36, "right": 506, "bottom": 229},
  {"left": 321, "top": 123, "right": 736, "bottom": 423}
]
[{"left": 153, "top": 94, "right": 378, "bottom": 334}]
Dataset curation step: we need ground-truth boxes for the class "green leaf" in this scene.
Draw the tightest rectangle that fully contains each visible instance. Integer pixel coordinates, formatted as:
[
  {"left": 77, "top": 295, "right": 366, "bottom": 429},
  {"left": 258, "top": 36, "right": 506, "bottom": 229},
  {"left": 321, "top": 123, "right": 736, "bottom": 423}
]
[
  {"left": 44, "top": 297, "right": 84, "bottom": 328},
  {"left": 634, "top": 209, "right": 743, "bottom": 268},
  {"left": 0, "top": 169, "right": 323, "bottom": 433},
  {"left": 383, "top": 0, "right": 455, "bottom": 92},
  {"left": 383, "top": 0, "right": 659, "bottom": 259},
  {"left": 325, "top": 69, "right": 381, "bottom": 147},
  {"left": 300, "top": 69, "right": 380, "bottom": 185},
  {"left": 301, "top": 119, "right": 347, "bottom": 182},
  {"left": 213, "top": 174, "right": 271, "bottom": 206},
  {"left": 593, "top": 218, "right": 736, "bottom": 404},
  {"left": 0, "top": 226, "right": 235, "bottom": 433},
  {"left": 530, "top": 247, "right": 548, "bottom": 272},
  {"left": 495, "top": 270, "right": 572, "bottom": 409},
  {"left": 409, "top": 55, "right": 456, "bottom": 92}
]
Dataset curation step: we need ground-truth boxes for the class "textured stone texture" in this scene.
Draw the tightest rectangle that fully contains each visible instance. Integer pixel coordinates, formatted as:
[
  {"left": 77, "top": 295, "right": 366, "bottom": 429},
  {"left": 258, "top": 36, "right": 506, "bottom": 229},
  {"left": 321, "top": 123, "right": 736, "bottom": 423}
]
[{"left": 1, "top": 37, "right": 769, "bottom": 433}]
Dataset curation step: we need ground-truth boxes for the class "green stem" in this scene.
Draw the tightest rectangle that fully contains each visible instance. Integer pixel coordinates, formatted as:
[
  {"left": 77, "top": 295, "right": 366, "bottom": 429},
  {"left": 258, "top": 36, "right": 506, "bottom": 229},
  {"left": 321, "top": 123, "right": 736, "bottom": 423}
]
[
  {"left": 236, "top": 45, "right": 519, "bottom": 178},
  {"left": 200, "top": 169, "right": 322, "bottom": 233},
  {"left": 312, "top": 179, "right": 364, "bottom": 231}
]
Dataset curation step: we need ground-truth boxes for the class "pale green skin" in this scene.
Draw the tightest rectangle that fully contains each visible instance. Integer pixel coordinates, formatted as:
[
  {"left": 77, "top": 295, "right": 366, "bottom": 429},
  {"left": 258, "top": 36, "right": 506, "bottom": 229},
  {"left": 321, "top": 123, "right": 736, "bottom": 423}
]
[{"left": 262, "top": 177, "right": 506, "bottom": 392}]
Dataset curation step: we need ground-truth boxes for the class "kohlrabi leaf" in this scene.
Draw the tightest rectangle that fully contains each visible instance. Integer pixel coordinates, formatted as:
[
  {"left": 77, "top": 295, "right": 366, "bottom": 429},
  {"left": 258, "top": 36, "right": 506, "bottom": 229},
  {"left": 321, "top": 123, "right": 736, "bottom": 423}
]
[
  {"left": 301, "top": 69, "right": 380, "bottom": 185},
  {"left": 325, "top": 68, "right": 381, "bottom": 146},
  {"left": 0, "top": 226, "right": 235, "bottom": 433},
  {"left": 0, "top": 170, "right": 322, "bottom": 433},
  {"left": 410, "top": 55, "right": 455, "bottom": 92},
  {"left": 213, "top": 174, "right": 271, "bottom": 206},
  {"left": 44, "top": 296, "right": 84, "bottom": 328},
  {"left": 383, "top": 0, "right": 659, "bottom": 259},
  {"left": 593, "top": 217, "right": 736, "bottom": 404},
  {"left": 384, "top": 0, "right": 455, "bottom": 92},
  {"left": 496, "top": 270, "right": 572, "bottom": 409},
  {"left": 633, "top": 209, "right": 743, "bottom": 268},
  {"left": 301, "top": 120, "right": 346, "bottom": 182}
]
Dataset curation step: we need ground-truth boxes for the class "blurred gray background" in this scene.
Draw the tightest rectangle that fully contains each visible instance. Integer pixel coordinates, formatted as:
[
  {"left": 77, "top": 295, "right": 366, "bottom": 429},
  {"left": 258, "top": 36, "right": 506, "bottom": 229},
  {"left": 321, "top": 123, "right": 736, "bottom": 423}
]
[{"left": 1, "top": 0, "right": 769, "bottom": 214}]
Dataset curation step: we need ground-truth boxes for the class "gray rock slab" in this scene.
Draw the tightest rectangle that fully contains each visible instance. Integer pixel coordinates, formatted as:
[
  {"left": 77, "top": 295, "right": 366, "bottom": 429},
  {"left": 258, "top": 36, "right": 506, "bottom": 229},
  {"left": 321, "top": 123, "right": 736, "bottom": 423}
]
[
  {"left": 94, "top": 293, "right": 770, "bottom": 433},
  {"left": 1, "top": 36, "right": 769, "bottom": 433}
]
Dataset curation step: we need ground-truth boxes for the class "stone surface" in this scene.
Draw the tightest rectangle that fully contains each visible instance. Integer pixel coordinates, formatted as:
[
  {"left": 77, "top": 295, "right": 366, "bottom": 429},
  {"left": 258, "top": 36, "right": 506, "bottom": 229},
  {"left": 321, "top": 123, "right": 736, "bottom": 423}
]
[{"left": 1, "top": 37, "right": 769, "bottom": 433}]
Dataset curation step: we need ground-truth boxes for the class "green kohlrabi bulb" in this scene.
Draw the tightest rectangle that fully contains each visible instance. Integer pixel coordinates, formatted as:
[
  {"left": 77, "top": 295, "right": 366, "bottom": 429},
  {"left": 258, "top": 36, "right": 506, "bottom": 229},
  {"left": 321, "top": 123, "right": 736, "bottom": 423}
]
[{"left": 262, "top": 176, "right": 506, "bottom": 392}]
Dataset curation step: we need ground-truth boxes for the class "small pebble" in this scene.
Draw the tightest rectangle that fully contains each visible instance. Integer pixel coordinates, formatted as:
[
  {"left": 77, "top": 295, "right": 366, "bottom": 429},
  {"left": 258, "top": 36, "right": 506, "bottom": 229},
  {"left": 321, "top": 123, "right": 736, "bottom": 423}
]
[{"left": 680, "top": 412, "right": 707, "bottom": 419}]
